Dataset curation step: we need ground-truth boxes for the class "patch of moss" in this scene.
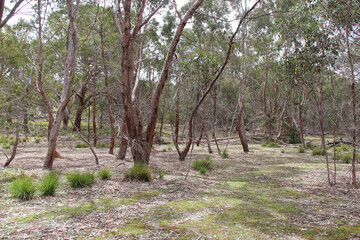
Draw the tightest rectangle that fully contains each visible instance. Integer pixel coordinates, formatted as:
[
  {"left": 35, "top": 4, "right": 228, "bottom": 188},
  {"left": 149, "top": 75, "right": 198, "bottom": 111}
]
[
  {"left": 116, "top": 219, "right": 151, "bottom": 237},
  {"left": 300, "top": 224, "right": 360, "bottom": 239}
]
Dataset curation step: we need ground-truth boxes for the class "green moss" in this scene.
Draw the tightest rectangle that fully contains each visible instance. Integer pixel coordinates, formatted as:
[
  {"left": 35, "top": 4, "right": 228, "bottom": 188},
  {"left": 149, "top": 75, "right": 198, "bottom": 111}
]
[{"left": 116, "top": 219, "right": 151, "bottom": 237}]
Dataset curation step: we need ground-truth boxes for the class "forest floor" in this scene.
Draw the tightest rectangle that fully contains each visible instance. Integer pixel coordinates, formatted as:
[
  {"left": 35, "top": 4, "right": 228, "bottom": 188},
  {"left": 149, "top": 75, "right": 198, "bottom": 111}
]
[{"left": 0, "top": 138, "right": 360, "bottom": 239}]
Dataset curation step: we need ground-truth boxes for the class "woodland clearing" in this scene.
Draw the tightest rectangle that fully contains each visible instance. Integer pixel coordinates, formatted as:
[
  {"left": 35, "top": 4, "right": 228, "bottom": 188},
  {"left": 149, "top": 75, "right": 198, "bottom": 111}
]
[{"left": 0, "top": 139, "right": 359, "bottom": 240}]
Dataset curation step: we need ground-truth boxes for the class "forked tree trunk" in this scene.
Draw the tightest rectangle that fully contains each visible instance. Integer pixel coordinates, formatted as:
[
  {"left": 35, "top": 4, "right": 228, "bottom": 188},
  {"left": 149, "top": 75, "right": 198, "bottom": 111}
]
[
  {"left": 114, "top": 0, "right": 204, "bottom": 164},
  {"left": 43, "top": 0, "right": 79, "bottom": 169}
]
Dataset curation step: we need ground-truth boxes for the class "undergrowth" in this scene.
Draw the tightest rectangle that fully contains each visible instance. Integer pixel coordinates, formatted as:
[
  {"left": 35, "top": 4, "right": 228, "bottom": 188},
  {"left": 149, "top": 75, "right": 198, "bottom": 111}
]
[{"left": 124, "top": 163, "right": 152, "bottom": 182}]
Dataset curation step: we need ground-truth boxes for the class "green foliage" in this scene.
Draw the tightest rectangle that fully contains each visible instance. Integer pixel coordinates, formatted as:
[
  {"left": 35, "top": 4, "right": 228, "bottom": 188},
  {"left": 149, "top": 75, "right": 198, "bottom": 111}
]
[
  {"left": 34, "top": 137, "right": 41, "bottom": 144},
  {"left": 10, "top": 176, "right": 36, "bottom": 200},
  {"left": 261, "top": 141, "right": 280, "bottom": 148},
  {"left": 335, "top": 152, "right": 360, "bottom": 164},
  {"left": 287, "top": 127, "right": 301, "bottom": 144},
  {"left": 75, "top": 142, "right": 88, "bottom": 148},
  {"left": 198, "top": 167, "right": 207, "bottom": 175},
  {"left": 38, "top": 172, "right": 59, "bottom": 196},
  {"left": 2, "top": 143, "right": 10, "bottom": 149},
  {"left": 221, "top": 151, "right": 229, "bottom": 158},
  {"left": 158, "top": 170, "right": 166, "bottom": 179},
  {"left": 298, "top": 146, "right": 305, "bottom": 153},
  {"left": 124, "top": 163, "right": 152, "bottom": 182},
  {"left": 305, "top": 142, "right": 314, "bottom": 149},
  {"left": 97, "top": 142, "right": 110, "bottom": 148},
  {"left": 281, "top": 150, "right": 285, "bottom": 154},
  {"left": 192, "top": 156, "right": 214, "bottom": 174},
  {"left": 167, "top": 146, "right": 172, "bottom": 151},
  {"left": 66, "top": 171, "right": 95, "bottom": 188},
  {"left": 97, "top": 168, "right": 112, "bottom": 180},
  {"left": 312, "top": 147, "right": 325, "bottom": 156}
]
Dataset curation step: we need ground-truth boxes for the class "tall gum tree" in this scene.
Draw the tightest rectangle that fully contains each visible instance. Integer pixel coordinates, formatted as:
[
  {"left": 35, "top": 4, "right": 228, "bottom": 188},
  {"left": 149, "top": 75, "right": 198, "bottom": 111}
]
[
  {"left": 114, "top": 0, "right": 204, "bottom": 164},
  {"left": 43, "top": 0, "right": 80, "bottom": 169}
]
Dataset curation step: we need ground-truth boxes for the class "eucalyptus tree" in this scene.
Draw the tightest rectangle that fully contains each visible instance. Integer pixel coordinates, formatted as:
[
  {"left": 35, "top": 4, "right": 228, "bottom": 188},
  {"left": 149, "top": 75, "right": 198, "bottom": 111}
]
[
  {"left": 0, "top": 0, "right": 25, "bottom": 29},
  {"left": 113, "top": 0, "right": 205, "bottom": 164},
  {"left": 44, "top": 0, "right": 80, "bottom": 169}
]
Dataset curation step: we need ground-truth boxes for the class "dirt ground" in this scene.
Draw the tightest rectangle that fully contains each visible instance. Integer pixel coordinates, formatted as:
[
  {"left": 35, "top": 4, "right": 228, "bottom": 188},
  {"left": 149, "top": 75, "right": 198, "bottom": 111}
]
[{"left": 0, "top": 139, "right": 360, "bottom": 239}]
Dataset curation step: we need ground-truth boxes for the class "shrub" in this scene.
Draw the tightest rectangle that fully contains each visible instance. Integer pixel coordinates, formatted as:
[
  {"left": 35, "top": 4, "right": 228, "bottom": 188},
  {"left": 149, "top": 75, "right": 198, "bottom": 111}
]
[
  {"left": 305, "top": 142, "right": 313, "bottom": 149},
  {"left": 342, "top": 153, "right": 352, "bottom": 164},
  {"left": 124, "top": 163, "right": 152, "bottom": 182},
  {"left": 75, "top": 142, "right": 88, "bottom": 148},
  {"left": 221, "top": 151, "right": 229, "bottom": 158},
  {"left": 312, "top": 147, "right": 325, "bottom": 156},
  {"left": 97, "top": 142, "right": 110, "bottom": 148},
  {"left": 199, "top": 167, "right": 207, "bottom": 175},
  {"left": 158, "top": 170, "right": 166, "bottom": 179},
  {"left": 287, "top": 127, "right": 301, "bottom": 144},
  {"left": 10, "top": 176, "right": 36, "bottom": 200},
  {"left": 35, "top": 137, "right": 41, "bottom": 143},
  {"left": 281, "top": 150, "right": 285, "bottom": 154},
  {"left": 192, "top": 156, "right": 214, "bottom": 173},
  {"left": 262, "top": 141, "right": 280, "bottom": 148},
  {"left": 66, "top": 171, "right": 95, "bottom": 188},
  {"left": 2, "top": 143, "right": 10, "bottom": 149},
  {"left": 97, "top": 168, "right": 112, "bottom": 180},
  {"left": 39, "top": 172, "right": 59, "bottom": 196},
  {"left": 167, "top": 146, "right": 172, "bottom": 151},
  {"left": 298, "top": 146, "right": 305, "bottom": 153}
]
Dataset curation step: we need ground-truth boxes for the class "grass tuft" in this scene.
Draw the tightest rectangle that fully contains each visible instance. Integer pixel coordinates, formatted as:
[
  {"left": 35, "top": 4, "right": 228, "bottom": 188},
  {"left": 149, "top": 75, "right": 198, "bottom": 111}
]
[
  {"left": 10, "top": 176, "right": 36, "bottom": 200},
  {"left": 66, "top": 171, "right": 95, "bottom": 188},
  {"left": 75, "top": 142, "right": 88, "bottom": 148},
  {"left": 312, "top": 147, "right": 325, "bottom": 156},
  {"left": 39, "top": 171, "right": 59, "bottom": 196},
  {"left": 192, "top": 156, "right": 214, "bottom": 174},
  {"left": 124, "top": 163, "right": 152, "bottom": 182},
  {"left": 97, "top": 168, "right": 112, "bottom": 180},
  {"left": 298, "top": 146, "right": 305, "bottom": 153}
]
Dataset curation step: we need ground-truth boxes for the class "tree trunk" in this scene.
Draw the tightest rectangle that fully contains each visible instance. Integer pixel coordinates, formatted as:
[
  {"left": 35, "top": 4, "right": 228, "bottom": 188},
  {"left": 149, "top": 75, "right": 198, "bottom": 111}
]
[
  {"left": 92, "top": 72, "right": 97, "bottom": 147},
  {"left": 346, "top": 0, "right": 358, "bottom": 188},
  {"left": 23, "top": 110, "right": 29, "bottom": 133},
  {"left": 117, "top": 120, "right": 128, "bottom": 160},
  {"left": 44, "top": 0, "right": 79, "bottom": 169},
  {"left": 100, "top": 12, "right": 115, "bottom": 154}
]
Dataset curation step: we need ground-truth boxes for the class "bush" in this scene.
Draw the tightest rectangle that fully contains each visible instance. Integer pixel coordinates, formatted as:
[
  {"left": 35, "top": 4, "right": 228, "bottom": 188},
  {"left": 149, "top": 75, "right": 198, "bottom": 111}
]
[
  {"left": 221, "top": 151, "right": 229, "bottom": 158},
  {"left": 97, "top": 142, "right": 110, "bottom": 148},
  {"left": 341, "top": 153, "right": 352, "bottom": 163},
  {"left": 287, "top": 127, "right": 301, "bottom": 144},
  {"left": 35, "top": 137, "right": 41, "bottom": 143},
  {"left": 158, "top": 170, "right": 166, "bottom": 179},
  {"left": 192, "top": 156, "right": 214, "bottom": 173},
  {"left": 198, "top": 167, "right": 207, "bottom": 175},
  {"left": 312, "top": 147, "right": 325, "bottom": 156},
  {"left": 39, "top": 172, "right": 59, "bottom": 196},
  {"left": 124, "top": 163, "right": 152, "bottom": 182},
  {"left": 75, "top": 142, "right": 88, "bottom": 148},
  {"left": 281, "top": 150, "right": 285, "bottom": 154},
  {"left": 66, "top": 171, "right": 95, "bottom": 188},
  {"left": 10, "top": 176, "right": 36, "bottom": 200},
  {"left": 305, "top": 142, "right": 313, "bottom": 149},
  {"left": 262, "top": 141, "right": 280, "bottom": 148},
  {"left": 298, "top": 146, "right": 305, "bottom": 153},
  {"left": 97, "top": 168, "right": 112, "bottom": 180}
]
